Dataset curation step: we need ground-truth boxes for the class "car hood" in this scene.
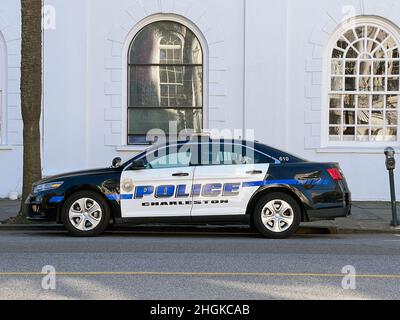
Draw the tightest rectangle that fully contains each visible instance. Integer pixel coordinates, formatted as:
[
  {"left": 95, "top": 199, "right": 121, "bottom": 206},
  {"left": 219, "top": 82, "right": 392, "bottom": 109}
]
[{"left": 35, "top": 167, "right": 119, "bottom": 185}]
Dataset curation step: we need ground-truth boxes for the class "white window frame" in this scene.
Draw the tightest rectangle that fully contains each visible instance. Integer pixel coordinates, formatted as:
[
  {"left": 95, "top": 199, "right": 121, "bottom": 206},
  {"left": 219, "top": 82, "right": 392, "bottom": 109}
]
[
  {"left": 322, "top": 16, "right": 400, "bottom": 148},
  {"left": 0, "top": 32, "right": 7, "bottom": 146},
  {"left": 121, "top": 14, "right": 209, "bottom": 148}
]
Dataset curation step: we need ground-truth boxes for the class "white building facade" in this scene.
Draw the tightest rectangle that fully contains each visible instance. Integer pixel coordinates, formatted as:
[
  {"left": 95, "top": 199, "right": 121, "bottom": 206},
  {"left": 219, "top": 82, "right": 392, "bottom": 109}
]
[{"left": 0, "top": 0, "right": 399, "bottom": 200}]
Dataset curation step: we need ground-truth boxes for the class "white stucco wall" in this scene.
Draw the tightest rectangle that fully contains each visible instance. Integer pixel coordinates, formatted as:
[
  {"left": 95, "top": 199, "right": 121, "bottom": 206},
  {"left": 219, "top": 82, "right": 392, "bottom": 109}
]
[
  {"left": 43, "top": 0, "right": 89, "bottom": 175},
  {"left": 0, "top": 0, "right": 399, "bottom": 200},
  {"left": 0, "top": 0, "right": 22, "bottom": 198}
]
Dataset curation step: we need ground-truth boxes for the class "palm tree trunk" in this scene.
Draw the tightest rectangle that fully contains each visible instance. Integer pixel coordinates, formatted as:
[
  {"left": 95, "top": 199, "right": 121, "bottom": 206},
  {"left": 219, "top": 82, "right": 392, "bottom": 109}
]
[{"left": 18, "top": 0, "right": 42, "bottom": 217}]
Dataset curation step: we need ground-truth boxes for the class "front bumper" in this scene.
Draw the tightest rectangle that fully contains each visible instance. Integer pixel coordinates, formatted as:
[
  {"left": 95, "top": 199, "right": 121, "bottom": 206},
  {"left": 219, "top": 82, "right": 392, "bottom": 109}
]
[{"left": 25, "top": 193, "right": 61, "bottom": 222}]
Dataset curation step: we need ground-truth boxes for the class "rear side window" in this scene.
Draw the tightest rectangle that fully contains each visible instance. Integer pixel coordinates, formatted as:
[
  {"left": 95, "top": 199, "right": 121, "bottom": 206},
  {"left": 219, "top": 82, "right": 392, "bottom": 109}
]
[
  {"left": 198, "top": 144, "right": 275, "bottom": 166},
  {"left": 253, "top": 150, "right": 275, "bottom": 164}
]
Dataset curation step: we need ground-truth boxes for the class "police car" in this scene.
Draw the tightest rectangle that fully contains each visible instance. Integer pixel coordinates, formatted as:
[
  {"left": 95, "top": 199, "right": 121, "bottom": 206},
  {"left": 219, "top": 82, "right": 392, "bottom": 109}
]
[{"left": 26, "top": 138, "right": 351, "bottom": 238}]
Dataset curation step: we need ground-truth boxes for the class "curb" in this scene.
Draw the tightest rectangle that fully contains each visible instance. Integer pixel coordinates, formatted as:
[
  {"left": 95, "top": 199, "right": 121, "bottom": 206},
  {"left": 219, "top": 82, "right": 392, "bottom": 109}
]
[
  {"left": 334, "top": 227, "right": 400, "bottom": 234},
  {"left": 296, "top": 227, "right": 334, "bottom": 235}
]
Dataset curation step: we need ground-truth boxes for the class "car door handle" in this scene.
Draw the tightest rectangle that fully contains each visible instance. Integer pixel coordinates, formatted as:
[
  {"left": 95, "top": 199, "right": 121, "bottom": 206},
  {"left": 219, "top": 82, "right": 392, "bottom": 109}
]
[
  {"left": 172, "top": 172, "right": 190, "bottom": 177},
  {"left": 246, "top": 170, "right": 263, "bottom": 175}
]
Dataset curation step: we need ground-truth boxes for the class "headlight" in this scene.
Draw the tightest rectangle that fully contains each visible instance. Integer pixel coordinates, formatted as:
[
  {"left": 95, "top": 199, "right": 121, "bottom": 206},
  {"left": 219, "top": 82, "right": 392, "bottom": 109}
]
[{"left": 33, "top": 182, "right": 64, "bottom": 194}]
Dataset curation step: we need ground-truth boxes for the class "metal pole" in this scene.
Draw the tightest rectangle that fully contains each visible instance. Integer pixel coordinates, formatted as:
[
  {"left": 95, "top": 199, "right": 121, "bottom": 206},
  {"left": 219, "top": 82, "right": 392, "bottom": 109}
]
[{"left": 388, "top": 169, "right": 399, "bottom": 227}]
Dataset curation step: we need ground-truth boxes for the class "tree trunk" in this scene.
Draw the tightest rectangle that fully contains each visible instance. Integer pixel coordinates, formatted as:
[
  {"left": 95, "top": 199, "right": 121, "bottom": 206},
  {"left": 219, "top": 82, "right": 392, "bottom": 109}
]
[{"left": 18, "top": 0, "right": 42, "bottom": 217}]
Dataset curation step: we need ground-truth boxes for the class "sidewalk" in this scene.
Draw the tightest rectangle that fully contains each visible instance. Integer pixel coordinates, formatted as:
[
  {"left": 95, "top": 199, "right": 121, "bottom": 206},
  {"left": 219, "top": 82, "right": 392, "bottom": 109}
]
[
  {"left": 0, "top": 199, "right": 20, "bottom": 223},
  {"left": 0, "top": 199, "right": 399, "bottom": 233},
  {"left": 306, "top": 201, "right": 400, "bottom": 233}
]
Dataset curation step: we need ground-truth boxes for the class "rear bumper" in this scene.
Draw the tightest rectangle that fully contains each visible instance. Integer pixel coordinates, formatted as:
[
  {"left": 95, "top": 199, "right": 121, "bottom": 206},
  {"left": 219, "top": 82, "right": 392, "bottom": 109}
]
[
  {"left": 305, "top": 178, "right": 352, "bottom": 221},
  {"left": 306, "top": 204, "right": 351, "bottom": 221}
]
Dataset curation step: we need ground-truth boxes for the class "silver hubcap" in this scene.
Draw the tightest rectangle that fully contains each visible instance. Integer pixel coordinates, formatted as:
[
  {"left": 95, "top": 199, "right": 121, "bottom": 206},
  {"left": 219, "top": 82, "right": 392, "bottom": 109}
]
[
  {"left": 68, "top": 198, "right": 102, "bottom": 231},
  {"left": 261, "top": 200, "right": 294, "bottom": 233}
]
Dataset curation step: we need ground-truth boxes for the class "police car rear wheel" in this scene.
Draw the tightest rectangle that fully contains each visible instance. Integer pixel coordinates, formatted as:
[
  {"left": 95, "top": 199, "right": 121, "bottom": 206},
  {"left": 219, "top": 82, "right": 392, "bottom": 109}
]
[
  {"left": 62, "top": 191, "right": 110, "bottom": 237},
  {"left": 253, "top": 192, "right": 300, "bottom": 239}
]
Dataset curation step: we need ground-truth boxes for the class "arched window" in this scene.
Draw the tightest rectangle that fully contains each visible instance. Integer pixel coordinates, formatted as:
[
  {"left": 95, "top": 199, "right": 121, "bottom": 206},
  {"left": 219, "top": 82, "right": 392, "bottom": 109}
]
[
  {"left": 127, "top": 20, "right": 203, "bottom": 145},
  {"left": 327, "top": 18, "right": 400, "bottom": 144}
]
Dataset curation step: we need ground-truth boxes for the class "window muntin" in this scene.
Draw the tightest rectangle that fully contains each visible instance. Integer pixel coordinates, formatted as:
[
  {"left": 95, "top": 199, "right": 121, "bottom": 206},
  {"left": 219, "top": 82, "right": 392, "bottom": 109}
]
[
  {"left": 328, "top": 22, "right": 400, "bottom": 143},
  {"left": 128, "top": 21, "right": 203, "bottom": 145}
]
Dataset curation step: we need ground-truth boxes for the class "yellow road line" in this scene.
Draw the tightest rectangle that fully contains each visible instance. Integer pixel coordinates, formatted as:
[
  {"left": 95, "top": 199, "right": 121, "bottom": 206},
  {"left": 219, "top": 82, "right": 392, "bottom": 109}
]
[{"left": 0, "top": 271, "right": 399, "bottom": 279}]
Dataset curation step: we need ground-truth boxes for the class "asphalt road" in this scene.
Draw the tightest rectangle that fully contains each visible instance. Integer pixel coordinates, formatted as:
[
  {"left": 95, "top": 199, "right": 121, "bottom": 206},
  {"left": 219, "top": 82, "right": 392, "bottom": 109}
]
[{"left": 0, "top": 228, "right": 399, "bottom": 300}]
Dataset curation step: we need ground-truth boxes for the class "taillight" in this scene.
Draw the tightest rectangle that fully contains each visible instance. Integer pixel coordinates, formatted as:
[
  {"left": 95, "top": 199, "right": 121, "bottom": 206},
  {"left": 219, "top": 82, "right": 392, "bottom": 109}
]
[{"left": 327, "top": 168, "right": 343, "bottom": 181}]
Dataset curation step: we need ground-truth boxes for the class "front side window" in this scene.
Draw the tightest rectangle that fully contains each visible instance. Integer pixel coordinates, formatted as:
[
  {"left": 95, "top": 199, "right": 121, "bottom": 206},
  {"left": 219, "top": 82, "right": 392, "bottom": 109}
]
[
  {"left": 128, "top": 20, "right": 203, "bottom": 145},
  {"left": 142, "top": 145, "right": 194, "bottom": 169},
  {"left": 328, "top": 19, "right": 400, "bottom": 143}
]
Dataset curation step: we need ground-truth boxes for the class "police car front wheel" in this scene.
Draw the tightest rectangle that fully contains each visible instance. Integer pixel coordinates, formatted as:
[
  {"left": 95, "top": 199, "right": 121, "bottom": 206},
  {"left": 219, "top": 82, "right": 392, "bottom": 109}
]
[
  {"left": 62, "top": 191, "right": 110, "bottom": 237},
  {"left": 253, "top": 192, "right": 301, "bottom": 239}
]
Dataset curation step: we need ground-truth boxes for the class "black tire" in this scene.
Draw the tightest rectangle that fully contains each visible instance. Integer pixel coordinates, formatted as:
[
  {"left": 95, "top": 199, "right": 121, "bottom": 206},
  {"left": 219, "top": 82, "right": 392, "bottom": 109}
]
[
  {"left": 61, "top": 191, "right": 110, "bottom": 237},
  {"left": 253, "top": 192, "right": 301, "bottom": 239}
]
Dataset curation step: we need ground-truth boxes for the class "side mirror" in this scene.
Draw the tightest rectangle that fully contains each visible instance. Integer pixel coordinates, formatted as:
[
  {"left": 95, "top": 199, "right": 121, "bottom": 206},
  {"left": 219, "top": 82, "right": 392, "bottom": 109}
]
[
  {"left": 131, "top": 159, "right": 146, "bottom": 170},
  {"left": 112, "top": 157, "right": 122, "bottom": 168}
]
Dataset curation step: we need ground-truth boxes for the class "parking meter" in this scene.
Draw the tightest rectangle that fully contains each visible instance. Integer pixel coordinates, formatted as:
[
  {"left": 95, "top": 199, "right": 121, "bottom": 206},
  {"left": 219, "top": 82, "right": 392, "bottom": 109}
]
[
  {"left": 385, "top": 147, "right": 396, "bottom": 170},
  {"left": 384, "top": 147, "right": 398, "bottom": 227}
]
